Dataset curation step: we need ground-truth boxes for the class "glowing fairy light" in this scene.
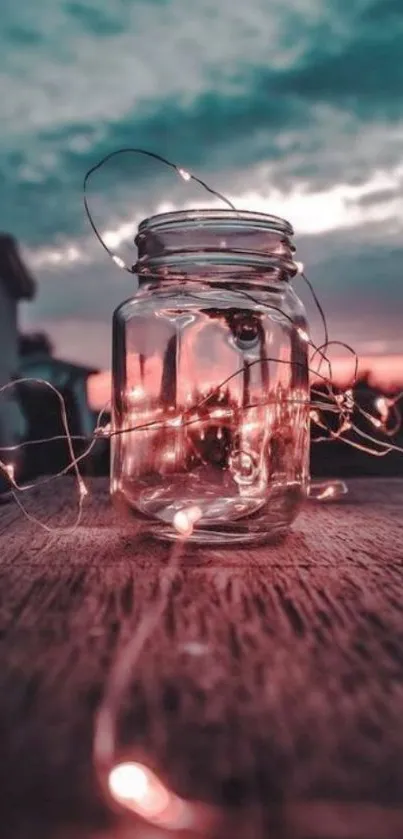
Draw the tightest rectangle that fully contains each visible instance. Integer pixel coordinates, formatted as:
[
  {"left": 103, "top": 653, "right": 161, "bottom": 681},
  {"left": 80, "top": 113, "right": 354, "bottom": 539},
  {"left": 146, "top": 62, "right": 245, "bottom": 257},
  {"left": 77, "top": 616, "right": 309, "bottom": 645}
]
[
  {"left": 109, "top": 763, "right": 150, "bottom": 804},
  {"left": 4, "top": 463, "right": 15, "bottom": 481},
  {"left": 108, "top": 762, "right": 191, "bottom": 830},
  {"left": 173, "top": 506, "right": 202, "bottom": 537},
  {"left": 128, "top": 385, "right": 145, "bottom": 402},
  {"left": 79, "top": 480, "right": 89, "bottom": 499},
  {"left": 308, "top": 480, "right": 348, "bottom": 502},
  {"left": 173, "top": 511, "right": 192, "bottom": 536},
  {"left": 370, "top": 416, "right": 383, "bottom": 429},
  {"left": 95, "top": 422, "right": 111, "bottom": 438},
  {"left": 163, "top": 449, "right": 177, "bottom": 463},
  {"left": 317, "top": 485, "right": 335, "bottom": 500},
  {"left": 167, "top": 415, "right": 183, "bottom": 428},
  {"left": 2, "top": 360, "right": 403, "bottom": 538},
  {"left": 112, "top": 254, "right": 126, "bottom": 270},
  {"left": 241, "top": 420, "right": 261, "bottom": 433},
  {"left": 375, "top": 396, "right": 390, "bottom": 422},
  {"left": 178, "top": 167, "right": 191, "bottom": 182},
  {"left": 297, "top": 327, "right": 310, "bottom": 343},
  {"left": 210, "top": 407, "right": 232, "bottom": 420}
]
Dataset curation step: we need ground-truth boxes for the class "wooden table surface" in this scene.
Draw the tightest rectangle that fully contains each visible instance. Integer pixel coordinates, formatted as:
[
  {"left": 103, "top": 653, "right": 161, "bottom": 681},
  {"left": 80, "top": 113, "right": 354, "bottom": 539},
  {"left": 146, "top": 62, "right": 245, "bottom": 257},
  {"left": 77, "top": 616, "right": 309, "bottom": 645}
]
[{"left": 1, "top": 478, "right": 403, "bottom": 839}]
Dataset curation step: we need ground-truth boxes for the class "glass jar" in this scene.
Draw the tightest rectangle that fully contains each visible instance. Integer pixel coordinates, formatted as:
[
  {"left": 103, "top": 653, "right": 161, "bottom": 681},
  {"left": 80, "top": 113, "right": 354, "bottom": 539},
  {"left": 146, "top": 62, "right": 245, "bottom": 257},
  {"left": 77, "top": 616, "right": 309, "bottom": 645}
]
[{"left": 111, "top": 209, "right": 310, "bottom": 544}]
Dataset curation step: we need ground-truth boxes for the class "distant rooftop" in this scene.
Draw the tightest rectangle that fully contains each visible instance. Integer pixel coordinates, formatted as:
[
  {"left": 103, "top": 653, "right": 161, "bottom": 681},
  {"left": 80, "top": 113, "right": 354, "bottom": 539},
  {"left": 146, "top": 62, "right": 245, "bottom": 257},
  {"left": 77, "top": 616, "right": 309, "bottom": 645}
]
[
  {"left": 0, "top": 234, "right": 36, "bottom": 300},
  {"left": 21, "top": 353, "right": 99, "bottom": 379}
]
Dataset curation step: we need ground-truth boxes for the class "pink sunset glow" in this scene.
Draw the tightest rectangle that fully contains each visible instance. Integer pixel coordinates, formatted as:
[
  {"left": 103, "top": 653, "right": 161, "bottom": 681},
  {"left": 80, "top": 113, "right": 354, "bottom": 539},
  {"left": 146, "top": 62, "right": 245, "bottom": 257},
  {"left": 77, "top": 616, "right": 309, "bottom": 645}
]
[{"left": 87, "top": 354, "right": 403, "bottom": 411}]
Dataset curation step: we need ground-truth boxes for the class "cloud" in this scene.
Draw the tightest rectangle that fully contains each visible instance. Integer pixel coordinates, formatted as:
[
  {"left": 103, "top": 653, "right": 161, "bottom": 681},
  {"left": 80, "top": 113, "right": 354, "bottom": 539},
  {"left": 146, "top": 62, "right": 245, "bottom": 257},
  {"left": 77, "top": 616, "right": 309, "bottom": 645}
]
[
  {"left": 2, "top": 0, "right": 403, "bottom": 368},
  {"left": 1, "top": 0, "right": 403, "bottom": 244}
]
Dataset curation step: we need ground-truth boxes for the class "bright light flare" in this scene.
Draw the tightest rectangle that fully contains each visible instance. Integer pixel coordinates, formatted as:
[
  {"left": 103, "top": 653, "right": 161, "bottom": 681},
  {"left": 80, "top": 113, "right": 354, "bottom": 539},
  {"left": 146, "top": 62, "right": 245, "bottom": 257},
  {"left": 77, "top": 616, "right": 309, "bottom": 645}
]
[{"left": 108, "top": 762, "right": 190, "bottom": 829}]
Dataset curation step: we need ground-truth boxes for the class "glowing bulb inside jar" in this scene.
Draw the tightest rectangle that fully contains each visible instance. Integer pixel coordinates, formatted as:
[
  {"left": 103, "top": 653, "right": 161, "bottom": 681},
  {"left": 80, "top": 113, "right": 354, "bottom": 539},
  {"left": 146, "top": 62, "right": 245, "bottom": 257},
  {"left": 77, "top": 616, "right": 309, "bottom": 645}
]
[
  {"left": 129, "top": 385, "right": 145, "bottom": 402},
  {"left": 168, "top": 415, "right": 183, "bottom": 428},
  {"left": 173, "top": 506, "right": 202, "bottom": 537},
  {"left": 297, "top": 327, "right": 310, "bottom": 343}
]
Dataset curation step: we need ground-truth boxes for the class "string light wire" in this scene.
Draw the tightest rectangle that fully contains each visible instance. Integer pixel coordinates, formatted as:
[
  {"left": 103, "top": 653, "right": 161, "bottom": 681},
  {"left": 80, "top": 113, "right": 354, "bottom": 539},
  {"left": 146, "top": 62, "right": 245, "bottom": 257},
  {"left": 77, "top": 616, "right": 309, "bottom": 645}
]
[{"left": 0, "top": 151, "right": 401, "bottom": 530}]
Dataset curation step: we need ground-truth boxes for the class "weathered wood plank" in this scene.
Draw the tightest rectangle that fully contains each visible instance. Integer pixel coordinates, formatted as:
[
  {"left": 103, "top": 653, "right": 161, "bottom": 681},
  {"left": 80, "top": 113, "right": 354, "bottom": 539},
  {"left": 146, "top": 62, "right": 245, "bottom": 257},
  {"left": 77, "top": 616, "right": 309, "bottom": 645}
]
[{"left": 1, "top": 478, "right": 403, "bottom": 838}]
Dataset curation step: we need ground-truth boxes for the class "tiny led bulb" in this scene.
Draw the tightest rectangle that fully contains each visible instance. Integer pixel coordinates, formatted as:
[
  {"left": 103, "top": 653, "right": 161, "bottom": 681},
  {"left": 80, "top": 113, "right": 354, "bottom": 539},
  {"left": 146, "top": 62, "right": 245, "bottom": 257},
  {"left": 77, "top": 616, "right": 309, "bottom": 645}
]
[
  {"left": 108, "top": 762, "right": 191, "bottom": 830},
  {"left": 173, "top": 506, "right": 202, "bottom": 537},
  {"left": 297, "top": 327, "right": 310, "bottom": 343},
  {"left": 309, "top": 480, "right": 348, "bottom": 502},
  {"left": 97, "top": 422, "right": 111, "bottom": 438},
  {"left": 109, "top": 763, "right": 149, "bottom": 804},
  {"left": 317, "top": 485, "right": 335, "bottom": 500},
  {"left": 178, "top": 167, "right": 191, "bottom": 182},
  {"left": 375, "top": 396, "right": 390, "bottom": 418},
  {"left": 112, "top": 255, "right": 126, "bottom": 269},
  {"left": 129, "top": 385, "right": 145, "bottom": 401},
  {"left": 168, "top": 415, "right": 183, "bottom": 428},
  {"left": 79, "top": 480, "right": 89, "bottom": 499},
  {"left": 4, "top": 463, "right": 15, "bottom": 481},
  {"left": 370, "top": 415, "right": 382, "bottom": 429}
]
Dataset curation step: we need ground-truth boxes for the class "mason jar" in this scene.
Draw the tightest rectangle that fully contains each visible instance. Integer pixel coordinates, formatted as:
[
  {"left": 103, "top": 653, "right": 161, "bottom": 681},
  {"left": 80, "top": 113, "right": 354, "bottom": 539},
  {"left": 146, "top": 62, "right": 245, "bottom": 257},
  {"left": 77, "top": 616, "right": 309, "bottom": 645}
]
[{"left": 110, "top": 209, "right": 310, "bottom": 544}]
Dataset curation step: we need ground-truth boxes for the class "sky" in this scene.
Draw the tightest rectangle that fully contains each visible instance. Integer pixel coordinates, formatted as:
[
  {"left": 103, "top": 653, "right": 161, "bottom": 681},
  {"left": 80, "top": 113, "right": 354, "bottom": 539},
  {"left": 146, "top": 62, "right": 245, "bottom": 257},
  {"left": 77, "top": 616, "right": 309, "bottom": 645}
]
[{"left": 1, "top": 0, "right": 403, "bottom": 375}]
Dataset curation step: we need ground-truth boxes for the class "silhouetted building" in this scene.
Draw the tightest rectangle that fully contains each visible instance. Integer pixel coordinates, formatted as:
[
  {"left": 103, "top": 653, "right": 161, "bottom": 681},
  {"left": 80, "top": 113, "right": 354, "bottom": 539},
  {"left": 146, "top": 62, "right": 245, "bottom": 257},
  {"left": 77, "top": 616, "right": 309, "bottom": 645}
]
[
  {"left": 0, "top": 235, "right": 36, "bottom": 492},
  {"left": 17, "top": 352, "right": 100, "bottom": 478}
]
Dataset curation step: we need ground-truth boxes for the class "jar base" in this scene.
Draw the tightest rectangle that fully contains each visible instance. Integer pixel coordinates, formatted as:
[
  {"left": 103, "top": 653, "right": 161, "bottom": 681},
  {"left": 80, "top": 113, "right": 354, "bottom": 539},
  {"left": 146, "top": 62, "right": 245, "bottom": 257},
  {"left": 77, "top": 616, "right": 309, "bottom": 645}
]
[{"left": 113, "top": 480, "right": 305, "bottom": 546}]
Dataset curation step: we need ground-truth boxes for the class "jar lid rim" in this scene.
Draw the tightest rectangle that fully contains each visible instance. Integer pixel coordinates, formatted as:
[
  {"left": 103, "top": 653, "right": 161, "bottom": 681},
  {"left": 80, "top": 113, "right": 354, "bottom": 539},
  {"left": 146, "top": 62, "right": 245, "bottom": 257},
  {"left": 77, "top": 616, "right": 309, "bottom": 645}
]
[{"left": 137, "top": 208, "right": 294, "bottom": 236}]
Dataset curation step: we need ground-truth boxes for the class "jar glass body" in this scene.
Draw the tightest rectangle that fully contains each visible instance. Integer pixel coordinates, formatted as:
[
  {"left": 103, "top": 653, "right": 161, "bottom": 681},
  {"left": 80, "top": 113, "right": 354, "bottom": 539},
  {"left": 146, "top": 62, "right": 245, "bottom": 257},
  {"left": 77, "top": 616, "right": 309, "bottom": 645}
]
[{"left": 111, "top": 210, "right": 310, "bottom": 544}]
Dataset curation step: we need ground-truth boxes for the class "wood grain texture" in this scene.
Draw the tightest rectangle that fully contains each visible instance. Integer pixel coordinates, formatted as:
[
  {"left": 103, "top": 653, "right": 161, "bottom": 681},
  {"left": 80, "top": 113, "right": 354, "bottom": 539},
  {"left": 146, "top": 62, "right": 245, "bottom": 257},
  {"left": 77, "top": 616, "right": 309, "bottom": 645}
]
[{"left": 1, "top": 478, "right": 403, "bottom": 839}]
